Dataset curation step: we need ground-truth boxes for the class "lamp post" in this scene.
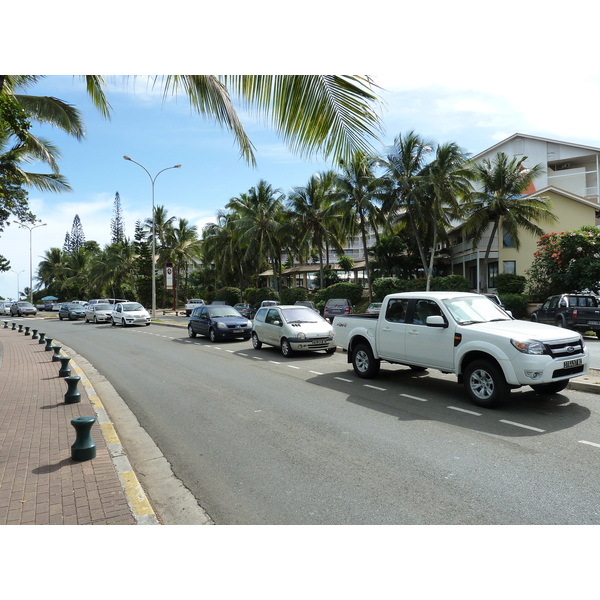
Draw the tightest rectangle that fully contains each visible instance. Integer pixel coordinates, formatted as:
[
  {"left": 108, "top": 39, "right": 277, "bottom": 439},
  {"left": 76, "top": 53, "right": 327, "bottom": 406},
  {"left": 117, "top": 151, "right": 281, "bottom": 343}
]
[
  {"left": 123, "top": 156, "right": 181, "bottom": 318},
  {"left": 14, "top": 220, "right": 47, "bottom": 303},
  {"left": 12, "top": 269, "right": 25, "bottom": 300}
]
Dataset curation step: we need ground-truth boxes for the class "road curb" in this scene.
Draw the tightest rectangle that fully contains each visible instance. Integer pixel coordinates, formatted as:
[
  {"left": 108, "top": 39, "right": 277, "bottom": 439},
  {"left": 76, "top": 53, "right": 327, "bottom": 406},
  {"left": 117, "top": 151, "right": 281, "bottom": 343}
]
[{"left": 62, "top": 345, "right": 160, "bottom": 525}]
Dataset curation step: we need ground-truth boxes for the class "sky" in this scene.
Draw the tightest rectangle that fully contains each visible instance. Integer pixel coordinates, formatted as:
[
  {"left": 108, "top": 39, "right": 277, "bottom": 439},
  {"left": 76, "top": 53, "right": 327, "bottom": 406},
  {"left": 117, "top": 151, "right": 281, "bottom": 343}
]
[
  {"left": 4, "top": 1, "right": 600, "bottom": 590},
  {"left": 3, "top": 3, "right": 600, "bottom": 303}
]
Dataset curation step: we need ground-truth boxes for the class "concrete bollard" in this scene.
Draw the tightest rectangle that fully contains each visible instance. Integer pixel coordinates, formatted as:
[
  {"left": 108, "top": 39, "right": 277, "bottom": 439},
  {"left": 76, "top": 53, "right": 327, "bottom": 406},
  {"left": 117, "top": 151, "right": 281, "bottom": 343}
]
[
  {"left": 32, "top": 329, "right": 38, "bottom": 339},
  {"left": 18, "top": 324, "right": 23, "bottom": 332},
  {"left": 38, "top": 332, "right": 46, "bottom": 344},
  {"left": 44, "top": 337, "right": 54, "bottom": 351},
  {"left": 70, "top": 416, "right": 96, "bottom": 461},
  {"left": 64, "top": 376, "right": 81, "bottom": 404},
  {"left": 58, "top": 355, "right": 71, "bottom": 377},
  {"left": 51, "top": 345, "right": 62, "bottom": 361},
  {"left": 24, "top": 326, "right": 30, "bottom": 336}
]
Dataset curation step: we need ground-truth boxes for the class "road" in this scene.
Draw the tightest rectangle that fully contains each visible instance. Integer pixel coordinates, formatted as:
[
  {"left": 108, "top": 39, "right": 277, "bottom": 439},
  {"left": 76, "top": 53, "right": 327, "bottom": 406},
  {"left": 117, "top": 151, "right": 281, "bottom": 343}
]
[{"left": 33, "top": 316, "right": 600, "bottom": 524}]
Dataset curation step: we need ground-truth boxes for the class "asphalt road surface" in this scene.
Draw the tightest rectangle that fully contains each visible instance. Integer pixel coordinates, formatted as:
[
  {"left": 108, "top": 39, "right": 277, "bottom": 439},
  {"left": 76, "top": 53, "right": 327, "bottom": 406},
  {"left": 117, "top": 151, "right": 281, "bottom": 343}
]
[{"left": 34, "top": 317, "right": 600, "bottom": 524}]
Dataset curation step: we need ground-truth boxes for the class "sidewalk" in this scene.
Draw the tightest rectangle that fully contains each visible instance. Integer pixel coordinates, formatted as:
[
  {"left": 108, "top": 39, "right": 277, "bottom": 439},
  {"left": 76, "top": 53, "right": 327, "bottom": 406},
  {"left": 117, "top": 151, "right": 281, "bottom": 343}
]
[{"left": 0, "top": 320, "right": 158, "bottom": 525}]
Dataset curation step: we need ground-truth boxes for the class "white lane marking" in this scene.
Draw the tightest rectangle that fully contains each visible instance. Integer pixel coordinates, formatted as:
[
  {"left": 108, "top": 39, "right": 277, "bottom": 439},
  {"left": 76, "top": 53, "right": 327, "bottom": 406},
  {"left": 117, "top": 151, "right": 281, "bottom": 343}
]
[
  {"left": 400, "top": 393, "right": 427, "bottom": 402},
  {"left": 252, "top": 356, "right": 264, "bottom": 361},
  {"left": 238, "top": 353, "right": 248, "bottom": 357},
  {"left": 579, "top": 440, "right": 600, "bottom": 449},
  {"left": 269, "top": 361, "right": 281, "bottom": 365},
  {"left": 364, "top": 384, "right": 386, "bottom": 391},
  {"left": 288, "top": 365, "right": 300, "bottom": 370},
  {"left": 499, "top": 420, "right": 545, "bottom": 433},
  {"left": 335, "top": 377, "right": 353, "bottom": 383},
  {"left": 448, "top": 406, "right": 482, "bottom": 416},
  {"left": 309, "top": 371, "right": 323, "bottom": 375}
]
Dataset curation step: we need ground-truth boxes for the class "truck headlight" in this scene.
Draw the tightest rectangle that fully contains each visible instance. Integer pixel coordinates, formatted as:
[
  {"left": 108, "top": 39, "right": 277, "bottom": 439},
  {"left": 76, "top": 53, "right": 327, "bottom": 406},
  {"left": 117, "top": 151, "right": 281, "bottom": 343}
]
[{"left": 510, "top": 339, "right": 546, "bottom": 355}]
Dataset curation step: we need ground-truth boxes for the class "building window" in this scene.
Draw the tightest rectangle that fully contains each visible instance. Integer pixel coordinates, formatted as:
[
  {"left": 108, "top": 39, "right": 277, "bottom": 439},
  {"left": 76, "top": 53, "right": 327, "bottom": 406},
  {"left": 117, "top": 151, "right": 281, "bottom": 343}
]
[
  {"left": 469, "top": 266, "right": 477, "bottom": 289},
  {"left": 488, "top": 262, "right": 498, "bottom": 288},
  {"left": 503, "top": 229, "right": 515, "bottom": 247},
  {"left": 503, "top": 261, "right": 516, "bottom": 275}
]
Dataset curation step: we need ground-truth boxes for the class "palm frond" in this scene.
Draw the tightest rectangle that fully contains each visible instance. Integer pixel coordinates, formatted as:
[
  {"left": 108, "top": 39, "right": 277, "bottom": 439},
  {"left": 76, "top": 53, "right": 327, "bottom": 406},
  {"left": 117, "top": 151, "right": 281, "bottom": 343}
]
[{"left": 14, "top": 94, "right": 86, "bottom": 140}]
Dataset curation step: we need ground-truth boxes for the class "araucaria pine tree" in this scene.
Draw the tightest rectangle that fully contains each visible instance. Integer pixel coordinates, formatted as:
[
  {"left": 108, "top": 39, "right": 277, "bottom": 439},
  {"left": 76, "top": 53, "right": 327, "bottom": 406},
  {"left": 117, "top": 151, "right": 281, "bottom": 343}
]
[
  {"left": 68, "top": 214, "right": 85, "bottom": 252},
  {"left": 110, "top": 191, "right": 125, "bottom": 244}
]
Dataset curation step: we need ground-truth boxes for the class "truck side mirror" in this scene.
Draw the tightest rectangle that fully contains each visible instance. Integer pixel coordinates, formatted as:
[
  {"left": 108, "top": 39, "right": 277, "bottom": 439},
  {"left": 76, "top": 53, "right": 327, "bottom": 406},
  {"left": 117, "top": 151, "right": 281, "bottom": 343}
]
[{"left": 426, "top": 315, "right": 447, "bottom": 328}]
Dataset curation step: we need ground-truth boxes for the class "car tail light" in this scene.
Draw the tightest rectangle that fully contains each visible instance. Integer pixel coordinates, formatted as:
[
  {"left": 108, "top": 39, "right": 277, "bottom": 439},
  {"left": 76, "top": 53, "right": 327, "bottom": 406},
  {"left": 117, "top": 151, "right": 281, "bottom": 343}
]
[{"left": 345, "top": 306, "right": 350, "bottom": 313}]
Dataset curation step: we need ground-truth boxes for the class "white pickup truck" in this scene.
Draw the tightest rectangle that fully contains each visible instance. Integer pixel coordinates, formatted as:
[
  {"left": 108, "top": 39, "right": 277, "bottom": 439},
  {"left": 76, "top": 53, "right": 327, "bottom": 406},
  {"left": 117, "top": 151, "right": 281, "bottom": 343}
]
[
  {"left": 333, "top": 291, "right": 589, "bottom": 407},
  {"left": 185, "top": 298, "right": 205, "bottom": 317}
]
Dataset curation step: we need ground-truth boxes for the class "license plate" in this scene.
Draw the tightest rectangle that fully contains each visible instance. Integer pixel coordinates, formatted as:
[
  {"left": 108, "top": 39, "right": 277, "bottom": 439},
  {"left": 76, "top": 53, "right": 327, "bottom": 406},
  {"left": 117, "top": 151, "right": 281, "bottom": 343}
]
[
  {"left": 564, "top": 358, "right": 582, "bottom": 368},
  {"left": 589, "top": 321, "right": 600, "bottom": 325},
  {"left": 233, "top": 329, "right": 242, "bottom": 333}
]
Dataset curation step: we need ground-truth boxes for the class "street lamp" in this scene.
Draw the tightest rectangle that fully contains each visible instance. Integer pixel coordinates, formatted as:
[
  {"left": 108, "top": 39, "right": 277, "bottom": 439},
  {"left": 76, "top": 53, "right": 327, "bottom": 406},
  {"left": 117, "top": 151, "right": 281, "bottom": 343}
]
[
  {"left": 123, "top": 156, "right": 182, "bottom": 318},
  {"left": 11, "top": 269, "right": 25, "bottom": 301},
  {"left": 14, "top": 220, "right": 47, "bottom": 303}
]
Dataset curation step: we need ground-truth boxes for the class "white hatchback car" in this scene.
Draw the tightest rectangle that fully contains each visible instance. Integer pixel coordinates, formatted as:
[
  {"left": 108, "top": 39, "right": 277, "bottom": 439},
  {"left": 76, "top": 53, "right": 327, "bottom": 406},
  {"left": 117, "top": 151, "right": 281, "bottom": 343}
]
[
  {"left": 111, "top": 302, "right": 151, "bottom": 327},
  {"left": 251, "top": 305, "right": 336, "bottom": 357},
  {"left": 2, "top": 302, "right": 13, "bottom": 316}
]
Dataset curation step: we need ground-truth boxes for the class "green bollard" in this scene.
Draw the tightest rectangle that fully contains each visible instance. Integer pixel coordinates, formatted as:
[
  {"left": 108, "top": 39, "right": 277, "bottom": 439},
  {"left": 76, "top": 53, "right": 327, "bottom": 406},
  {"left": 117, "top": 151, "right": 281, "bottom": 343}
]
[
  {"left": 70, "top": 416, "right": 96, "bottom": 461},
  {"left": 32, "top": 329, "right": 38, "bottom": 339},
  {"left": 18, "top": 324, "right": 23, "bottom": 332},
  {"left": 38, "top": 332, "right": 46, "bottom": 344},
  {"left": 44, "top": 337, "right": 54, "bottom": 351},
  {"left": 58, "top": 355, "right": 71, "bottom": 377},
  {"left": 51, "top": 345, "right": 62, "bottom": 361},
  {"left": 64, "top": 376, "right": 81, "bottom": 404},
  {"left": 24, "top": 326, "right": 30, "bottom": 336}
]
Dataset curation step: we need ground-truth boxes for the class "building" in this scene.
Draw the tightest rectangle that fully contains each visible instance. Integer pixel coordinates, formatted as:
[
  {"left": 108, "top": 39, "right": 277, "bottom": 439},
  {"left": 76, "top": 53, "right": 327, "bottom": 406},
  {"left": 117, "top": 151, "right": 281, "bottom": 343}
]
[{"left": 448, "top": 133, "right": 600, "bottom": 292}]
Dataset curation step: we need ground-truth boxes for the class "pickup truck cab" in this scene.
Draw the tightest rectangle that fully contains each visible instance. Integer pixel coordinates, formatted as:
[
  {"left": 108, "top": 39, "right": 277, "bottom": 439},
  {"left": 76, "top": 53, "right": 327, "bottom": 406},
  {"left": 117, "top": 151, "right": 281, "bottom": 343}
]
[
  {"left": 333, "top": 291, "right": 589, "bottom": 408},
  {"left": 530, "top": 293, "right": 600, "bottom": 336},
  {"left": 185, "top": 298, "right": 205, "bottom": 317}
]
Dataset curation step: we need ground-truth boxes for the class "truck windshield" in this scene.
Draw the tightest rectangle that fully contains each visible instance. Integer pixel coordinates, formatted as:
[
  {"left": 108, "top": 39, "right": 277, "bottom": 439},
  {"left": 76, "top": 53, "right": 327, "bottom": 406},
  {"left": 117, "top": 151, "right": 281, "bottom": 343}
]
[{"left": 443, "top": 296, "right": 511, "bottom": 325}]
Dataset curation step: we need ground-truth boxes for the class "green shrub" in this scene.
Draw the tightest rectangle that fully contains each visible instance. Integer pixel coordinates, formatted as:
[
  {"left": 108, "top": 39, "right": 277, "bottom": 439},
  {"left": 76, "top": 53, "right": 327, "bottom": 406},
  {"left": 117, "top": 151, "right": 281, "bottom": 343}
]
[
  {"left": 314, "top": 282, "right": 363, "bottom": 305},
  {"left": 280, "top": 287, "right": 308, "bottom": 304},
  {"left": 499, "top": 293, "right": 529, "bottom": 319},
  {"left": 243, "top": 287, "right": 280, "bottom": 307},
  {"left": 496, "top": 273, "right": 527, "bottom": 294},
  {"left": 430, "top": 275, "right": 470, "bottom": 292},
  {"left": 214, "top": 287, "right": 242, "bottom": 305}
]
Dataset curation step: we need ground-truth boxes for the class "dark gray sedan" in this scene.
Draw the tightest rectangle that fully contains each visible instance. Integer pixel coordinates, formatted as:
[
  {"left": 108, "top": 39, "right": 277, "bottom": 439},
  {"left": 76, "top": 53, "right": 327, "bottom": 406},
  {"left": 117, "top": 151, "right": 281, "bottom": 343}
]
[
  {"left": 58, "top": 303, "right": 86, "bottom": 321},
  {"left": 188, "top": 305, "right": 252, "bottom": 342}
]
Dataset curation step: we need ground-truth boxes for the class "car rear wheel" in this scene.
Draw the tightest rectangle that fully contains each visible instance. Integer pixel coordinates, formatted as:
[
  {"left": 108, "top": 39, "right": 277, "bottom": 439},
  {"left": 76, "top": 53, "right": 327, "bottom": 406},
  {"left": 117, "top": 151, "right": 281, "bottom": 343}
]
[
  {"left": 281, "top": 338, "right": 293, "bottom": 357},
  {"left": 351, "top": 343, "right": 380, "bottom": 378},
  {"left": 59, "top": 314, "right": 63, "bottom": 320},
  {"left": 111, "top": 318, "right": 116, "bottom": 326},
  {"left": 188, "top": 325, "right": 196, "bottom": 338}
]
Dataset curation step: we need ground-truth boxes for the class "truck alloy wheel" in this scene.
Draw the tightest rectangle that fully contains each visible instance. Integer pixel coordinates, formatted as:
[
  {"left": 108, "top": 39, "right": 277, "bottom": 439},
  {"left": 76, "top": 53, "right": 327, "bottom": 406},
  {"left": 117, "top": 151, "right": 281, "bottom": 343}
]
[
  {"left": 351, "top": 343, "right": 380, "bottom": 378},
  {"left": 464, "top": 359, "right": 508, "bottom": 408}
]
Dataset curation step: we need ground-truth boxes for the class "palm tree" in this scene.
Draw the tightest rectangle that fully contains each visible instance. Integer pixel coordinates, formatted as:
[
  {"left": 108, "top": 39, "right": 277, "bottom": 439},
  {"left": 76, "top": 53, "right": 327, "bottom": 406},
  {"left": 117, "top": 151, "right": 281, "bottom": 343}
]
[
  {"left": 288, "top": 170, "right": 344, "bottom": 289},
  {"left": 380, "top": 131, "right": 435, "bottom": 281},
  {"left": 36, "top": 247, "right": 68, "bottom": 295},
  {"left": 335, "top": 152, "right": 385, "bottom": 301},
  {"left": 166, "top": 218, "right": 203, "bottom": 303},
  {"left": 2, "top": 75, "right": 384, "bottom": 168},
  {"left": 226, "top": 181, "right": 286, "bottom": 291},
  {"left": 462, "top": 151, "right": 556, "bottom": 291},
  {"left": 420, "top": 142, "right": 473, "bottom": 290}
]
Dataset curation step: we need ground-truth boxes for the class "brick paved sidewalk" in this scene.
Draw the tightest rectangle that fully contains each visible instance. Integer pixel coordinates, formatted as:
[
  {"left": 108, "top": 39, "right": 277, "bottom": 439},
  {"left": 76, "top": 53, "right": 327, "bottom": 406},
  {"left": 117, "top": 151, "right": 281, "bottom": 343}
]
[{"left": 0, "top": 322, "right": 135, "bottom": 524}]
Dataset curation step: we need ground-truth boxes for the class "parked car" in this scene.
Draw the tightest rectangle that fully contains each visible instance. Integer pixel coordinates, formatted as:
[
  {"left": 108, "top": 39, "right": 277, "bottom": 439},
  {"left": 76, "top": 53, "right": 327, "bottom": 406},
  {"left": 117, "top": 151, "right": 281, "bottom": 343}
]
[
  {"left": 10, "top": 301, "right": 37, "bottom": 317},
  {"left": 530, "top": 293, "right": 600, "bottom": 335},
  {"left": 185, "top": 298, "right": 206, "bottom": 317},
  {"left": 294, "top": 300, "right": 319, "bottom": 313},
  {"left": 84, "top": 302, "right": 113, "bottom": 323},
  {"left": 58, "top": 303, "right": 86, "bottom": 320},
  {"left": 87, "top": 298, "right": 110, "bottom": 307},
  {"left": 2, "top": 302, "right": 12, "bottom": 315},
  {"left": 252, "top": 304, "right": 336, "bottom": 357},
  {"left": 365, "top": 302, "right": 382, "bottom": 315},
  {"left": 111, "top": 302, "right": 151, "bottom": 327},
  {"left": 69, "top": 300, "right": 89, "bottom": 308},
  {"left": 187, "top": 305, "right": 252, "bottom": 342},
  {"left": 233, "top": 302, "right": 252, "bottom": 318},
  {"left": 323, "top": 298, "right": 353, "bottom": 321}
]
